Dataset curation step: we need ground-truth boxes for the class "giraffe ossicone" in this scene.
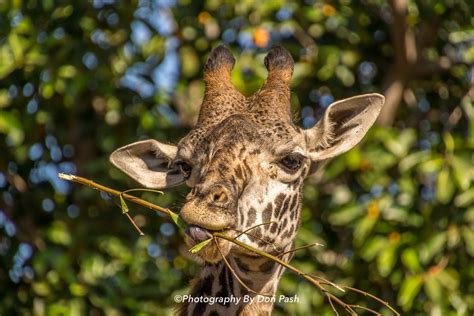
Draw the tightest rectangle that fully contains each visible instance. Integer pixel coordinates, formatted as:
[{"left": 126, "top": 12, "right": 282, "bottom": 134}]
[{"left": 110, "top": 45, "right": 385, "bottom": 315}]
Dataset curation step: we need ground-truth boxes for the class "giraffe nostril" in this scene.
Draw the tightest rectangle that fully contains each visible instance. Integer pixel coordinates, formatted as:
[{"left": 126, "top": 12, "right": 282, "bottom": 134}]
[
  {"left": 209, "top": 186, "right": 229, "bottom": 205},
  {"left": 213, "top": 192, "right": 227, "bottom": 203}
]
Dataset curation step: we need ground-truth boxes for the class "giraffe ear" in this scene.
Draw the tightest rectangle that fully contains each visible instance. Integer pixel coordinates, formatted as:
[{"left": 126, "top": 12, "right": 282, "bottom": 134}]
[
  {"left": 304, "top": 93, "right": 384, "bottom": 161},
  {"left": 109, "top": 139, "right": 185, "bottom": 188}
]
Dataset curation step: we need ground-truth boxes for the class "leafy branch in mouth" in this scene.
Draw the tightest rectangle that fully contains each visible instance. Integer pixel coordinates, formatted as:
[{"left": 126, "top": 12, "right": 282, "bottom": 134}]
[{"left": 58, "top": 173, "right": 400, "bottom": 316}]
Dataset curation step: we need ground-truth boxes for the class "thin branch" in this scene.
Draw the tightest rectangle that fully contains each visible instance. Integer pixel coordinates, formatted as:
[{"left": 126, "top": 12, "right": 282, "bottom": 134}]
[
  {"left": 325, "top": 286, "right": 357, "bottom": 315},
  {"left": 388, "top": 0, "right": 415, "bottom": 67},
  {"left": 124, "top": 212, "right": 145, "bottom": 236},
  {"left": 228, "top": 228, "right": 280, "bottom": 252},
  {"left": 213, "top": 234, "right": 398, "bottom": 315},
  {"left": 349, "top": 304, "right": 381, "bottom": 315},
  {"left": 109, "top": 194, "right": 145, "bottom": 236},
  {"left": 317, "top": 277, "right": 395, "bottom": 315},
  {"left": 308, "top": 274, "right": 346, "bottom": 293},
  {"left": 234, "top": 221, "right": 277, "bottom": 239},
  {"left": 58, "top": 173, "right": 400, "bottom": 316},
  {"left": 213, "top": 232, "right": 347, "bottom": 305},
  {"left": 58, "top": 173, "right": 173, "bottom": 217},
  {"left": 213, "top": 239, "right": 272, "bottom": 297},
  {"left": 278, "top": 242, "right": 325, "bottom": 257},
  {"left": 229, "top": 222, "right": 280, "bottom": 253},
  {"left": 123, "top": 188, "right": 164, "bottom": 195},
  {"left": 343, "top": 286, "right": 399, "bottom": 316},
  {"left": 327, "top": 293, "right": 340, "bottom": 316}
]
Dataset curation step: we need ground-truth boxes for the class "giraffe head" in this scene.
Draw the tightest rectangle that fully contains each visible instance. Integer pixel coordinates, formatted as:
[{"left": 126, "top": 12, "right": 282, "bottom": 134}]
[{"left": 110, "top": 46, "right": 384, "bottom": 264}]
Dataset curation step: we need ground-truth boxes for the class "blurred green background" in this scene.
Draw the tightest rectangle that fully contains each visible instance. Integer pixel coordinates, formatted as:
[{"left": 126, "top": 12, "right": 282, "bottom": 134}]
[{"left": 0, "top": 0, "right": 473, "bottom": 315}]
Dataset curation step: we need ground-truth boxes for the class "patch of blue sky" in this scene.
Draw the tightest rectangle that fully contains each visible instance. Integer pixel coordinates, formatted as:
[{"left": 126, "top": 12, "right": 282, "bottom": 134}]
[
  {"left": 121, "top": 73, "right": 155, "bottom": 98},
  {"left": 30, "top": 162, "right": 73, "bottom": 195},
  {"left": 148, "top": 10, "right": 176, "bottom": 36},
  {"left": 238, "top": 31, "right": 255, "bottom": 49},
  {"left": 152, "top": 41, "right": 180, "bottom": 94},
  {"left": 154, "top": 0, "right": 176, "bottom": 8},
  {"left": 131, "top": 20, "right": 152, "bottom": 46}
]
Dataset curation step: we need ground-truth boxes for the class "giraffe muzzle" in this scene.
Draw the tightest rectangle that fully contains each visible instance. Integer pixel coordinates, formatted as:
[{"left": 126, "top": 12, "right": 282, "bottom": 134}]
[
  {"left": 185, "top": 225, "right": 212, "bottom": 243},
  {"left": 179, "top": 183, "right": 236, "bottom": 232}
]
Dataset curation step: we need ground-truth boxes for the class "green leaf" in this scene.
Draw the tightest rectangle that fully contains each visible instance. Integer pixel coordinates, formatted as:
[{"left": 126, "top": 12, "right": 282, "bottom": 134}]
[
  {"left": 420, "top": 233, "right": 446, "bottom": 264},
  {"left": 424, "top": 276, "right": 442, "bottom": 301},
  {"left": 345, "top": 148, "right": 361, "bottom": 170},
  {"left": 436, "top": 167, "right": 455, "bottom": 204},
  {"left": 451, "top": 156, "right": 472, "bottom": 191},
  {"left": 69, "top": 283, "right": 87, "bottom": 297},
  {"left": 401, "top": 248, "right": 422, "bottom": 273},
  {"left": 398, "top": 275, "right": 423, "bottom": 310},
  {"left": 0, "top": 46, "right": 16, "bottom": 79},
  {"left": 360, "top": 236, "right": 387, "bottom": 261},
  {"left": 385, "top": 129, "right": 416, "bottom": 157},
  {"left": 189, "top": 238, "right": 212, "bottom": 253},
  {"left": 464, "top": 206, "right": 474, "bottom": 223},
  {"left": 119, "top": 194, "right": 129, "bottom": 214},
  {"left": 443, "top": 132, "right": 455, "bottom": 152},
  {"left": 399, "top": 152, "right": 427, "bottom": 173},
  {"left": 8, "top": 33, "right": 24, "bottom": 62},
  {"left": 454, "top": 187, "right": 474, "bottom": 207},
  {"left": 47, "top": 221, "right": 72, "bottom": 246},
  {"left": 437, "top": 269, "right": 459, "bottom": 290},
  {"left": 383, "top": 206, "right": 409, "bottom": 223},
  {"left": 398, "top": 176, "right": 416, "bottom": 196},
  {"left": 170, "top": 212, "right": 187, "bottom": 231},
  {"left": 328, "top": 204, "right": 363, "bottom": 225},
  {"left": 0, "top": 110, "right": 24, "bottom": 145},
  {"left": 418, "top": 157, "right": 443, "bottom": 173},
  {"left": 377, "top": 245, "right": 397, "bottom": 277},
  {"left": 354, "top": 215, "right": 377, "bottom": 246},
  {"left": 461, "top": 227, "right": 474, "bottom": 256},
  {"left": 0, "top": 89, "right": 11, "bottom": 108},
  {"left": 32, "top": 282, "right": 51, "bottom": 296}
]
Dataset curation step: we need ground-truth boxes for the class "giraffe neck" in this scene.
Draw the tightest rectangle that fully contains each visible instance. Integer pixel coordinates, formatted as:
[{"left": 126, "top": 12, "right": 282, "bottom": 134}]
[{"left": 179, "top": 251, "right": 293, "bottom": 316}]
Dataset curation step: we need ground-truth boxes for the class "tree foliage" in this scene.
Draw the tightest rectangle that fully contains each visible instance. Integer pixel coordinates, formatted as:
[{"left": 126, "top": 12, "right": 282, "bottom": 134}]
[{"left": 0, "top": 0, "right": 473, "bottom": 315}]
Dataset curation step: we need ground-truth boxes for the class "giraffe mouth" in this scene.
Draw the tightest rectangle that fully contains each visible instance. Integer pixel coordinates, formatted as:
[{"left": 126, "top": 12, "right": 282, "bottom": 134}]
[
  {"left": 185, "top": 225, "right": 213, "bottom": 243},
  {"left": 184, "top": 225, "right": 234, "bottom": 263}
]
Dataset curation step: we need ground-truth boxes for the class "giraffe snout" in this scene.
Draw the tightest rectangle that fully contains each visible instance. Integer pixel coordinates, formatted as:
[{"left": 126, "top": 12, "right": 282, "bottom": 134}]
[
  {"left": 187, "top": 184, "right": 234, "bottom": 208},
  {"left": 180, "top": 184, "right": 236, "bottom": 231}
]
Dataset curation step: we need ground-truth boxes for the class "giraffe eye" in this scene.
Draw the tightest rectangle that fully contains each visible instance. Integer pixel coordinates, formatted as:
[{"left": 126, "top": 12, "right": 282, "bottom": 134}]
[
  {"left": 176, "top": 160, "right": 192, "bottom": 178},
  {"left": 278, "top": 153, "right": 305, "bottom": 172}
]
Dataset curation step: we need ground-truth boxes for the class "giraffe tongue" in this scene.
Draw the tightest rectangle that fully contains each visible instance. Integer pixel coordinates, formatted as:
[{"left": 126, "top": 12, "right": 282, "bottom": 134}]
[{"left": 185, "top": 225, "right": 212, "bottom": 242}]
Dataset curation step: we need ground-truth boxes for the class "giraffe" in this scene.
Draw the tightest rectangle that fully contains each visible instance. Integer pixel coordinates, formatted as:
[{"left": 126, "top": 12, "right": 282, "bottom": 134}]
[{"left": 109, "top": 45, "right": 384, "bottom": 315}]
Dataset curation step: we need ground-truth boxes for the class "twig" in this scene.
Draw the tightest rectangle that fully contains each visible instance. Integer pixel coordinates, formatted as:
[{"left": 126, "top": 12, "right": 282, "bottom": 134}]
[
  {"left": 213, "top": 233, "right": 342, "bottom": 302},
  {"left": 229, "top": 224, "right": 280, "bottom": 253},
  {"left": 342, "top": 286, "right": 399, "bottom": 316},
  {"left": 234, "top": 221, "right": 277, "bottom": 239},
  {"left": 278, "top": 242, "right": 325, "bottom": 257},
  {"left": 308, "top": 274, "right": 345, "bottom": 293},
  {"left": 124, "top": 212, "right": 145, "bottom": 236},
  {"left": 230, "top": 229, "right": 279, "bottom": 250},
  {"left": 58, "top": 173, "right": 173, "bottom": 217},
  {"left": 213, "top": 239, "right": 272, "bottom": 297},
  {"left": 349, "top": 304, "right": 381, "bottom": 315},
  {"left": 212, "top": 234, "right": 393, "bottom": 315},
  {"left": 58, "top": 173, "right": 400, "bottom": 316},
  {"left": 327, "top": 293, "right": 340, "bottom": 316},
  {"left": 109, "top": 193, "right": 145, "bottom": 236}
]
